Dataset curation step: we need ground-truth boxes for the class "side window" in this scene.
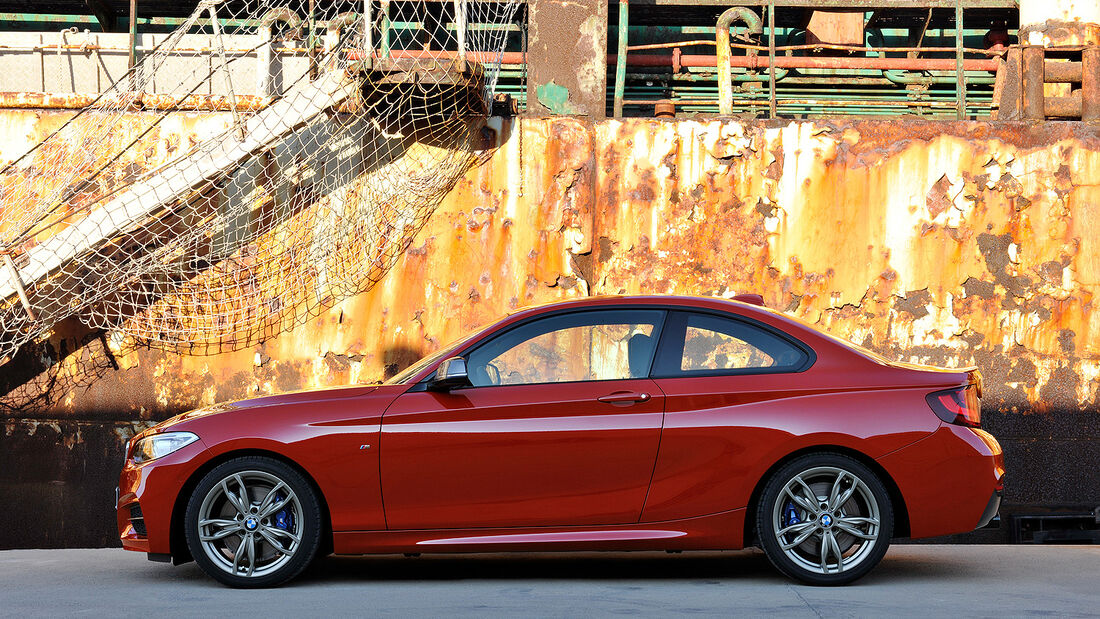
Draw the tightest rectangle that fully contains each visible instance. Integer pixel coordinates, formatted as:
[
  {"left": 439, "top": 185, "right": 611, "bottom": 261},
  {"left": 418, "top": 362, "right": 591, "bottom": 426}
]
[
  {"left": 655, "top": 312, "right": 808, "bottom": 376},
  {"left": 465, "top": 310, "right": 665, "bottom": 386}
]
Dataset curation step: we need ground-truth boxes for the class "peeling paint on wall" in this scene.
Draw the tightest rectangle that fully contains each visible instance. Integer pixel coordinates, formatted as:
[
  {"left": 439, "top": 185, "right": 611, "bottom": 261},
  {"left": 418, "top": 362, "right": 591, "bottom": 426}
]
[{"left": 3, "top": 112, "right": 1100, "bottom": 547}]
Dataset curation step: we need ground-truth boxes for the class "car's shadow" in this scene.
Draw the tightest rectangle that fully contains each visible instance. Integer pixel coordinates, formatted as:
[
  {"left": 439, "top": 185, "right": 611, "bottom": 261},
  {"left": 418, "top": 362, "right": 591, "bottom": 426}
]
[
  {"left": 293, "top": 547, "right": 986, "bottom": 585},
  {"left": 300, "top": 550, "right": 777, "bottom": 584},
  {"left": 140, "top": 548, "right": 987, "bottom": 587}
]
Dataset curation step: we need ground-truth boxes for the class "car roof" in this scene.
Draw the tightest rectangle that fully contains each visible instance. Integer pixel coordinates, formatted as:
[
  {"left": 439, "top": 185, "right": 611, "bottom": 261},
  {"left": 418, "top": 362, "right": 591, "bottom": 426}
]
[{"left": 505, "top": 294, "right": 791, "bottom": 326}]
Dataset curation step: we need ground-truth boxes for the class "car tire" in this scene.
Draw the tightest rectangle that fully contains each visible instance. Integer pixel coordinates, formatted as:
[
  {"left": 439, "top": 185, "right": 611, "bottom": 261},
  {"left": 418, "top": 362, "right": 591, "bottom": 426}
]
[
  {"left": 184, "top": 456, "right": 323, "bottom": 588},
  {"left": 756, "top": 452, "right": 893, "bottom": 586}
]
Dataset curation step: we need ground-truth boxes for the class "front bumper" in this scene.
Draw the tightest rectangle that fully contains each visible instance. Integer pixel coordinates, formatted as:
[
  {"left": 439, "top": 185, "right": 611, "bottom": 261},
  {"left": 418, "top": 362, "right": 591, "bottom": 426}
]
[{"left": 116, "top": 440, "right": 209, "bottom": 555}]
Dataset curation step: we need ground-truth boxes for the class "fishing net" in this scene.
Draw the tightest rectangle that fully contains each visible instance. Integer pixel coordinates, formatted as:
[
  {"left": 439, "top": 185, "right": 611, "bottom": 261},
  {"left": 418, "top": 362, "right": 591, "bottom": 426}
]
[{"left": 0, "top": 0, "right": 522, "bottom": 372}]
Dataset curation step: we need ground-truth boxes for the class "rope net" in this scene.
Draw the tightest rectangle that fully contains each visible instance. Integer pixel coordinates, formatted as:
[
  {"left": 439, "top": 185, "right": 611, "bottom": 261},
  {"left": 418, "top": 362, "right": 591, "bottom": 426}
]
[{"left": 0, "top": 0, "right": 521, "bottom": 374}]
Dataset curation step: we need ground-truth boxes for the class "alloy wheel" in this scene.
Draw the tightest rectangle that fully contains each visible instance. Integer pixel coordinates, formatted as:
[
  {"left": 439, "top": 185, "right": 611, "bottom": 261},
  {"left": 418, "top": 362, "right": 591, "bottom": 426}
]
[
  {"left": 195, "top": 469, "right": 305, "bottom": 579},
  {"left": 757, "top": 453, "right": 893, "bottom": 585},
  {"left": 771, "top": 465, "right": 881, "bottom": 575}
]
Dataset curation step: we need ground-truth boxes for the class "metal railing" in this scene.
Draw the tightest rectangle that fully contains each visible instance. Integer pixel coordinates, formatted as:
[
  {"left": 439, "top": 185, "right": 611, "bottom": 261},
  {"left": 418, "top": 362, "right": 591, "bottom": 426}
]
[{"left": 612, "top": 0, "right": 1020, "bottom": 119}]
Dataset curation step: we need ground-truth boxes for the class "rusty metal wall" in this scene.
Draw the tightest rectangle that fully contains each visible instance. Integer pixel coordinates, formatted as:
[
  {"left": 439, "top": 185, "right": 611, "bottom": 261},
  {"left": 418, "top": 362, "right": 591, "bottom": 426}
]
[
  {"left": 525, "top": 0, "right": 607, "bottom": 117},
  {"left": 3, "top": 112, "right": 1100, "bottom": 547}
]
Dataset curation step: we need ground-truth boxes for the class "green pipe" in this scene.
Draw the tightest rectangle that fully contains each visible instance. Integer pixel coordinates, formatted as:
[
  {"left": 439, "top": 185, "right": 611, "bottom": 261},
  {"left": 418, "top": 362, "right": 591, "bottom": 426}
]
[
  {"left": 614, "top": 0, "right": 629, "bottom": 117},
  {"left": 884, "top": 70, "right": 995, "bottom": 85},
  {"left": 381, "top": 1, "right": 391, "bottom": 55}
]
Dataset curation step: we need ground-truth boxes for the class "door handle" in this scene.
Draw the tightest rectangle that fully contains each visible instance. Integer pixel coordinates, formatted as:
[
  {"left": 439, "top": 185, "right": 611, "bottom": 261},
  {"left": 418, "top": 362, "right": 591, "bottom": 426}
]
[{"left": 597, "top": 392, "right": 651, "bottom": 404}]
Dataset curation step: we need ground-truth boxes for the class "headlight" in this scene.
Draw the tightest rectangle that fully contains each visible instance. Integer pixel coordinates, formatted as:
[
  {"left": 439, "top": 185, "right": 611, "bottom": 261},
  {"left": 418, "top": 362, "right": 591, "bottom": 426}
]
[{"left": 130, "top": 432, "right": 199, "bottom": 464}]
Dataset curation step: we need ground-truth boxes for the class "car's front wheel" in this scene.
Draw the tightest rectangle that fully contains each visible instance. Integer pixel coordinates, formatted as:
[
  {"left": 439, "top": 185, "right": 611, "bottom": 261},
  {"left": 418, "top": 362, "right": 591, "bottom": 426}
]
[
  {"left": 756, "top": 453, "right": 893, "bottom": 585},
  {"left": 184, "top": 456, "right": 323, "bottom": 587}
]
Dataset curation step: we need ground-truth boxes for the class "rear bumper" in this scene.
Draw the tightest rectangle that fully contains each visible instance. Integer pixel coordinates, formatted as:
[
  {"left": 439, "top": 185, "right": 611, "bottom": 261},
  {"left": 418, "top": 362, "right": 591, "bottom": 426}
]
[
  {"left": 877, "top": 423, "right": 1004, "bottom": 539},
  {"left": 977, "top": 489, "right": 1003, "bottom": 529}
]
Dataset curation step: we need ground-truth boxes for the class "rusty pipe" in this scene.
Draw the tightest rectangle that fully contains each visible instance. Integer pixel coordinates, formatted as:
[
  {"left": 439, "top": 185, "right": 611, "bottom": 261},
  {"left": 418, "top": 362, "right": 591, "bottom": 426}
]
[
  {"left": 1022, "top": 45, "right": 1045, "bottom": 120},
  {"left": 717, "top": 7, "right": 762, "bottom": 115},
  {"left": 257, "top": 7, "right": 303, "bottom": 33},
  {"left": 453, "top": 0, "right": 467, "bottom": 69},
  {"left": 342, "top": 49, "right": 1000, "bottom": 72},
  {"left": 611, "top": 53, "right": 998, "bottom": 72},
  {"left": 614, "top": 0, "right": 629, "bottom": 117},
  {"left": 325, "top": 12, "right": 360, "bottom": 57},
  {"left": 258, "top": 8, "right": 303, "bottom": 97},
  {"left": 1084, "top": 47, "right": 1100, "bottom": 121}
]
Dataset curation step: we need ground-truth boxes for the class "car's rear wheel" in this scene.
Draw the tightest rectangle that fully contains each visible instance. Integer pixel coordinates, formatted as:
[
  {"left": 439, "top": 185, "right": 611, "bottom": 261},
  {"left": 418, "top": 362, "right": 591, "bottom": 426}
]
[
  {"left": 756, "top": 453, "right": 893, "bottom": 585},
  {"left": 184, "top": 456, "right": 322, "bottom": 587}
]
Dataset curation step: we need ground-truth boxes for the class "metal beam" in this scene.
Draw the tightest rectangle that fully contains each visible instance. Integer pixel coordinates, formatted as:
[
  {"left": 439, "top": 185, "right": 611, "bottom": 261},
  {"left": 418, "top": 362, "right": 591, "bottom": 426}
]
[{"left": 0, "top": 71, "right": 358, "bottom": 310}]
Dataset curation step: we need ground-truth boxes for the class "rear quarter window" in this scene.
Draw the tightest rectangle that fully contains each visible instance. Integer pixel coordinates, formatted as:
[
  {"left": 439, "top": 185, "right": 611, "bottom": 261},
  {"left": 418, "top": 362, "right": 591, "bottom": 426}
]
[{"left": 653, "top": 311, "right": 810, "bottom": 376}]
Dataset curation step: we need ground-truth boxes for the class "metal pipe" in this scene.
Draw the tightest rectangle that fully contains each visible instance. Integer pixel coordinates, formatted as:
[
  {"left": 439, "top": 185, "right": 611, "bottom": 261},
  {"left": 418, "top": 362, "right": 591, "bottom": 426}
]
[
  {"left": 453, "top": 0, "right": 467, "bottom": 69},
  {"left": 364, "top": 0, "right": 372, "bottom": 57},
  {"left": 341, "top": 49, "right": 999, "bottom": 72},
  {"left": 955, "top": 1, "right": 965, "bottom": 120},
  {"left": 128, "top": 0, "right": 136, "bottom": 69},
  {"left": 257, "top": 8, "right": 304, "bottom": 97},
  {"left": 629, "top": 40, "right": 1004, "bottom": 56},
  {"left": 1, "top": 252, "right": 34, "bottom": 321},
  {"left": 1083, "top": 47, "right": 1100, "bottom": 121},
  {"left": 624, "top": 69, "right": 789, "bottom": 82},
  {"left": 623, "top": 97, "right": 978, "bottom": 109},
  {"left": 883, "top": 70, "right": 995, "bottom": 85},
  {"left": 767, "top": 0, "right": 775, "bottom": 118},
  {"left": 381, "top": 0, "right": 391, "bottom": 56},
  {"left": 1044, "top": 61, "right": 1083, "bottom": 83},
  {"left": 614, "top": 0, "right": 629, "bottom": 117},
  {"left": 607, "top": 52, "right": 998, "bottom": 72},
  {"left": 1045, "top": 92, "right": 1082, "bottom": 118},
  {"left": 323, "top": 12, "right": 359, "bottom": 75},
  {"left": 1022, "top": 45, "right": 1045, "bottom": 120},
  {"left": 716, "top": 6, "right": 761, "bottom": 115},
  {"left": 308, "top": 0, "right": 317, "bottom": 79}
]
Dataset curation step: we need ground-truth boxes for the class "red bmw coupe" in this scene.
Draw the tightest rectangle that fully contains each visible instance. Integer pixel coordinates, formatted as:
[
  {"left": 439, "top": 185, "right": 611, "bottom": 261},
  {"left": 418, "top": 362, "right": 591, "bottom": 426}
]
[{"left": 117, "top": 295, "right": 1003, "bottom": 587}]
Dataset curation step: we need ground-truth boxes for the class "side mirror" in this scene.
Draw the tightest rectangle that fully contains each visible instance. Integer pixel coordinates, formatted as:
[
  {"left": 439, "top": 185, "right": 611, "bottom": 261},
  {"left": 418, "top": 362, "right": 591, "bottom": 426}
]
[{"left": 427, "top": 357, "right": 471, "bottom": 392}]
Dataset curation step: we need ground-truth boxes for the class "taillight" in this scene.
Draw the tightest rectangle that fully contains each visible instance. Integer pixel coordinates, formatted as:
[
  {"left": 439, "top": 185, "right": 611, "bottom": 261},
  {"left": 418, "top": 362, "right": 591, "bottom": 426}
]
[{"left": 926, "top": 386, "right": 981, "bottom": 428}]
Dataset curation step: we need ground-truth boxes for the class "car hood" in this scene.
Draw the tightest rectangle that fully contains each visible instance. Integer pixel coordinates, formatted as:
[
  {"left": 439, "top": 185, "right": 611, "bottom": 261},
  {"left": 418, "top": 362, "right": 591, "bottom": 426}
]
[{"left": 148, "top": 384, "right": 381, "bottom": 433}]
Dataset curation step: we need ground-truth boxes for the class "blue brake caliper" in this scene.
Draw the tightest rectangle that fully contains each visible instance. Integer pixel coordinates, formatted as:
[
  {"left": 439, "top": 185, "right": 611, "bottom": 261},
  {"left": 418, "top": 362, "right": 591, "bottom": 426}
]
[
  {"left": 273, "top": 491, "right": 294, "bottom": 532},
  {"left": 783, "top": 501, "right": 801, "bottom": 528}
]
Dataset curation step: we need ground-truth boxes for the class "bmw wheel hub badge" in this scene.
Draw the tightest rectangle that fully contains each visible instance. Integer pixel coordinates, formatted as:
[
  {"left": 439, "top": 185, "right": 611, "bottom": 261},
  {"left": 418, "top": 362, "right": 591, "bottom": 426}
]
[
  {"left": 820, "top": 514, "right": 833, "bottom": 527},
  {"left": 245, "top": 518, "right": 258, "bottom": 531}
]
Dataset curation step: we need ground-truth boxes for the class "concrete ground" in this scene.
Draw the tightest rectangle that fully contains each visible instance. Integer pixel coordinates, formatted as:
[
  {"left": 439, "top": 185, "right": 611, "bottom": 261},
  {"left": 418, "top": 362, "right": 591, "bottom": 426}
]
[{"left": 1, "top": 546, "right": 1097, "bottom": 617}]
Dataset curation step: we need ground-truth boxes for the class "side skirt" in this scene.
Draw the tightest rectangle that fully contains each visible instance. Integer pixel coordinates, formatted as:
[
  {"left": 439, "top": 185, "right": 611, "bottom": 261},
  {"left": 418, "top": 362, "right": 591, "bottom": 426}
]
[{"left": 333, "top": 509, "right": 745, "bottom": 555}]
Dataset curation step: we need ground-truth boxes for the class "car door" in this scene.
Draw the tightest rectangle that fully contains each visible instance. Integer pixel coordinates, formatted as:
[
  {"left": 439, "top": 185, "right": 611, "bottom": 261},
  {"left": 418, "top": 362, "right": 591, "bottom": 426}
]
[
  {"left": 641, "top": 310, "right": 814, "bottom": 522},
  {"left": 380, "top": 308, "right": 667, "bottom": 530}
]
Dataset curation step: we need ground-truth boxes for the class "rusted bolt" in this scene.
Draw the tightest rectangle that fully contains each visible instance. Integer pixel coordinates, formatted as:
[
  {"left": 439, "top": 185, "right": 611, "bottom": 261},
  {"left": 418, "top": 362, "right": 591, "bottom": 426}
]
[{"left": 655, "top": 99, "right": 675, "bottom": 118}]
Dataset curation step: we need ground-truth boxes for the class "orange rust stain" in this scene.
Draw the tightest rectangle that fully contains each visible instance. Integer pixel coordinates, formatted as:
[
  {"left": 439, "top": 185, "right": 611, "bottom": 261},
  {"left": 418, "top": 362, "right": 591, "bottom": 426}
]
[{"left": 4, "top": 114, "right": 1100, "bottom": 416}]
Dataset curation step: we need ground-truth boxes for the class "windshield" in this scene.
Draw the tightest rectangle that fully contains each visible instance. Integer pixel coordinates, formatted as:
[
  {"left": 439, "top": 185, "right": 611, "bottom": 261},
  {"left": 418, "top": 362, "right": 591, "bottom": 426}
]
[{"left": 383, "top": 326, "right": 488, "bottom": 385}]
